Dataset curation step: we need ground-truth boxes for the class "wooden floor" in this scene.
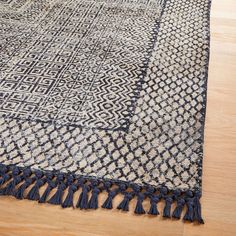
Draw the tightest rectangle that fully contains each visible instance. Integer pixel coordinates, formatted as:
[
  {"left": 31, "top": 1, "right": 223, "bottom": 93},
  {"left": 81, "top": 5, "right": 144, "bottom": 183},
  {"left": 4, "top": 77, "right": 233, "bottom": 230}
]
[{"left": 0, "top": 0, "right": 236, "bottom": 235}]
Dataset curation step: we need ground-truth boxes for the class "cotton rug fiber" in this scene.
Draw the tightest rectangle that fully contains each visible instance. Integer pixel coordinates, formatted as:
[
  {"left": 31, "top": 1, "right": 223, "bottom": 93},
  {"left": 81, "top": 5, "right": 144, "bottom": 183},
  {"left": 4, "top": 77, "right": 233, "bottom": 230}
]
[{"left": 0, "top": 0, "right": 210, "bottom": 223}]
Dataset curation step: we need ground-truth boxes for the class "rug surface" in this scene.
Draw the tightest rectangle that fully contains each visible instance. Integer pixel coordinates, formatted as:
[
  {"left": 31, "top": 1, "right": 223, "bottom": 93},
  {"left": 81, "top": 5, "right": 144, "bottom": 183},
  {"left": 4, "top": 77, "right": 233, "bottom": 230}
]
[{"left": 0, "top": 0, "right": 210, "bottom": 223}]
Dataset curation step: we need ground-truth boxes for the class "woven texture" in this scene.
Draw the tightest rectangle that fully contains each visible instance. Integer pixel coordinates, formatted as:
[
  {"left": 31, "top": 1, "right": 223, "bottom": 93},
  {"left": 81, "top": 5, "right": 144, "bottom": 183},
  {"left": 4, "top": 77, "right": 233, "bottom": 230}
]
[{"left": 0, "top": 0, "right": 210, "bottom": 223}]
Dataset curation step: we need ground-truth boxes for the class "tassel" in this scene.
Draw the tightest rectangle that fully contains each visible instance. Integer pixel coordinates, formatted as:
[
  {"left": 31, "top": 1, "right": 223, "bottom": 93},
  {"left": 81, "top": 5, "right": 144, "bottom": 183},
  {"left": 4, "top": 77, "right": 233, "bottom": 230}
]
[
  {"left": 119, "top": 183, "right": 128, "bottom": 193},
  {"left": 117, "top": 192, "right": 134, "bottom": 211},
  {"left": 183, "top": 198, "right": 194, "bottom": 222},
  {"left": 193, "top": 191, "right": 204, "bottom": 224},
  {"left": 0, "top": 175, "right": 23, "bottom": 195},
  {"left": 0, "top": 165, "right": 10, "bottom": 186},
  {"left": 0, "top": 167, "right": 22, "bottom": 195},
  {"left": 76, "top": 185, "right": 90, "bottom": 209},
  {"left": 160, "top": 186, "right": 168, "bottom": 197},
  {"left": 172, "top": 198, "right": 185, "bottom": 219},
  {"left": 148, "top": 195, "right": 161, "bottom": 215},
  {"left": 103, "top": 181, "right": 112, "bottom": 192},
  {"left": 183, "top": 191, "right": 194, "bottom": 222},
  {"left": 0, "top": 173, "right": 11, "bottom": 186},
  {"left": 146, "top": 186, "right": 155, "bottom": 195},
  {"left": 26, "top": 170, "right": 44, "bottom": 201},
  {"left": 134, "top": 193, "right": 146, "bottom": 214},
  {"left": 163, "top": 196, "right": 173, "bottom": 218},
  {"left": 62, "top": 184, "right": 78, "bottom": 208},
  {"left": 173, "top": 189, "right": 181, "bottom": 201},
  {"left": 38, "top": 173, "right": 56, "bottom": 203},
  {"left": 88, "top": 187, "right": 100, "bottom": 209},
  {"left": 26, "top": 178, "right": 46, "bottom": 201},
  {"left": 14, "top": 168, "right": 33, "bottom": 199},
  {"left": 0, "top": 165, "right": 8, "bottom": 177},
  {"left": 15, "top": 178, "right": 34, "bottom": 199},
  {"left": 48, "top": 182, "right": 67, "bottom": 205},
  {"left": 39, "top": 181, "right": 56, "bottom": 203},
  {"left": 102, "top": 190, "right": 118, "bottom": 209}
]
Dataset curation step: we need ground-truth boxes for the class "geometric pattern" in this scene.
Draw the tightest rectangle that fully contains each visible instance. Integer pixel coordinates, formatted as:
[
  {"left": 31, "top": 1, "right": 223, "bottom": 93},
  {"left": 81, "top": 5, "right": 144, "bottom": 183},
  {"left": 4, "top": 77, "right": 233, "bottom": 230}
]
[
  {"left": 0, "top": 0, "right": 164, "bottom": 130},
  {"left": 0, "top": 0, "right": 210, "bottom": 191}
]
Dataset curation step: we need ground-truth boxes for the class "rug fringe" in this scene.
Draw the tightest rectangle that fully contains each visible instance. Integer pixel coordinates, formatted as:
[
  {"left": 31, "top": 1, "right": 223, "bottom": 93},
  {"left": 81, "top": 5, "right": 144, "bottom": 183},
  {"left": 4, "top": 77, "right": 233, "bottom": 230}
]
[{"left": 0, "top": 164, "right": 204, "bottom": 224}]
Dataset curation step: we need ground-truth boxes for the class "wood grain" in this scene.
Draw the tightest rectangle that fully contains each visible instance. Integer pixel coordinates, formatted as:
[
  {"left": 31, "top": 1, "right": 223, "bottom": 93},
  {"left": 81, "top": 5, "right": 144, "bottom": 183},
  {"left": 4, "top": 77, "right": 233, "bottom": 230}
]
[{"left": 0, "top": 0, "right": 236, "bottom": 235}]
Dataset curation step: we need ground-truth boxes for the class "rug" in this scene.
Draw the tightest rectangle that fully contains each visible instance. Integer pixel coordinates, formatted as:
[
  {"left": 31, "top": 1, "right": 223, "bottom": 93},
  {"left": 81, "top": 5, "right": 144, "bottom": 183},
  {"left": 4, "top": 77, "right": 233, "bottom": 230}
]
[{"left": 0, "top": 0, "right": 210, "bottom": 223}]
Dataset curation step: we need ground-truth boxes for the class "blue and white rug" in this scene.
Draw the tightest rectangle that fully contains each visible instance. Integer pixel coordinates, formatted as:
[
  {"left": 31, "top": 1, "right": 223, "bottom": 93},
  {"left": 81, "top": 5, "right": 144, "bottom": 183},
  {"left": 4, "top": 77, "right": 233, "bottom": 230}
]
[{"left": 0, "top": 0, "right": 211, "bottom": 224}]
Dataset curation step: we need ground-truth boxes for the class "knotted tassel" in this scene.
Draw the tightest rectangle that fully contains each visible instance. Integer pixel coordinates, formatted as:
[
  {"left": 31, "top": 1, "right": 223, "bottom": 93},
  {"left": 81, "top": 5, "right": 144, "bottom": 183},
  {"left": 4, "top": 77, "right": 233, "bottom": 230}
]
[
  {"left": 160, "top": 186, "right": 168, "bottom": 198},
  {"left": 193, "top": 191, "right": 204, "bottom": 224},
  {"left": 163, "top": 196, "right": 173, "bottom": 218},
  {"left": 171, "top": 189, "right": 184, "bottom": 219},
  {"left": 0, "top": 164, "right": 8, "bottom": 177},
  {"left": 172, "top": 189, "right": 181, "bottom": 202},
  {"left": 161, "top": 187, "right": 173, "bottom": 218},
  {"left": 27, "top": 178, "right": 46, "bottom": 200},
  {"left": 48, "top": 182, "right": 67, "bottom": 205},
  {"left": 14, "top": 168, "right": 33, "bottom": 199},
  {"left": 102, "top": 189, "right": 118, "bottom": 209},
  {"left": 103, "top": 181, "right": 112, "bottom": 193},
  {"left": 172, "top": 198, "right": 185, "bottom": 219},
  {"left": 15, "top": 178, "right": 34, "bottom": 199},
  {"left": 62, "top": 183, "right": 78, "bottom": 208},
  {"left": 88, "top": 187, "right": 100, "bottom": 209},
  {"left": 0, "top": 167, "right": 22, "bottom": 195},
  {"left": 26, "top": 170, "right": 45, "bottom": 200},
  {"left": 0, "top": 173, "right": 11, "bottom": 187},
  {"left": 0, "top": 165, "right": 10, "bottom": 186},
  {"left": 144, "top": 186, "right": 159, "bottom": 215},
  {"left": 38, "top": 172, "right": 57, "bottom": 203},
  {"left": 134, "top": 193, "right": 146, "bottom": 214},
  {"left": 117, "top": 192, "right": 134, "bottom": 211},
  {"left": 76, "top": 184, "right": 90, "bottom": 209},
  {"left": 148, "top": 195, "right": 161, "bottom": 215},
  {"left": 183, "top": 191, "right": 194, "bottom": 222}
]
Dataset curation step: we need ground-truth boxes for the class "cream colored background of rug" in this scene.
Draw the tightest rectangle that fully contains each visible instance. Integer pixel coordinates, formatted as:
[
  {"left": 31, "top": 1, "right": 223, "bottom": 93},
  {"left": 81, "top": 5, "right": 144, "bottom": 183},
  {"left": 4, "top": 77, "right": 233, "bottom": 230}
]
[{"left": 0, "top": 0, "right": 235, "bottom": 235}]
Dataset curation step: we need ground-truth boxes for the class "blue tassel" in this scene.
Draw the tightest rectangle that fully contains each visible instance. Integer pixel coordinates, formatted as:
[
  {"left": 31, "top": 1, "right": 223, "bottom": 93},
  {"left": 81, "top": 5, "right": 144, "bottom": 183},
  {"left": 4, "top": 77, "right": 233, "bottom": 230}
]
[
  {"left": 0, "top": 173, "right": 11, "bottom": 186},
  {"left": 0, "top": 165, "right": 10, "bottom": 186},
  {"left": 146, "top": 186, "right": 155, "bottom": 196},
  {"left": 15, "top": 178, "right": 34, "bottom": 199},
  {"left": 163, "top": 196, "right": 173, "bottom": 218},
  {"left": 117, "top": 192, "right": 133, "bottom": 211},
  {"left": 1, "top": 175, "right": 23, "bottom": 195},
  {"left": 183, "top": 191, "right": 194, "bottom": 222},
  {"left": 0, "top": 164, "right": 8, "bottom": 177},
  {"left": 88, "top": 187, "right": 100, "bottom": 209},
  {"left": 172, "top": 198, "right": 185, "bottom": 219},
  {"left": 193, "top": 191, "right": 204, "bottom": 224},
  {"left": 26, "top": 178, "right": 46, "bottom": 201},
  {"left": 103, "top": 181, "right": 112, "bottom": 191},
  {"left": 134, "top": 193, "right": 146, "bottom": 214},
  {"left": 183, "top": 198, "right": 194, "bottom": 222},
  {"left": 118, "top": 183, "right": 128, "bottom": 193},
  {"left": 102, "top": 190, "right": 118, "bottom": 209},
  {"left": 39, "top": 181, "right": 56, "bottom": 203},
  {"left": 48, "top": 182, "right": 67, "bottom": 205},
  {"left": 0, "top": 167, "right": 22, "bottom": 195},
  {"left": 62, "top": 184, "right": 78, "bottom": 208},
  {"left": 131, "top": 184, "right": 141, "bottom": 194},
  {"left": 160, "top": 186, "right": 168, "bottom": 197},
  {"left": 14, "top": 168, "right": 32, "bottom": 199},
  {"left": 26, "top": 170, "right": 44, "bottom": 201},
  {"left": 148, "top": 195, "right": 161, "bottom": 215},
  {"left": 76, "top": 185, "right": 90, "bottom": 209},
  {"left": 38, "top": 173, "right": 56, "bottom": 203}
]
